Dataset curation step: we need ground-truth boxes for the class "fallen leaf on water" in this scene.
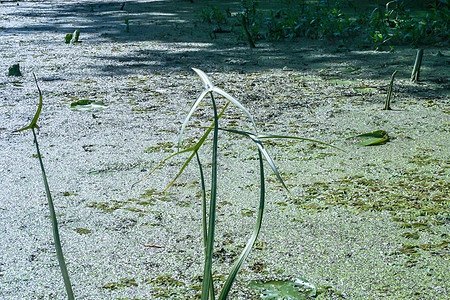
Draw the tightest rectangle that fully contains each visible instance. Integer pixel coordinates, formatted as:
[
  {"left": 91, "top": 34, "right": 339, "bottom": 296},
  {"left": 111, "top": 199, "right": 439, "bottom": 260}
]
[{"left": 348, "top": 130, "right": 389, "bottom": 146}]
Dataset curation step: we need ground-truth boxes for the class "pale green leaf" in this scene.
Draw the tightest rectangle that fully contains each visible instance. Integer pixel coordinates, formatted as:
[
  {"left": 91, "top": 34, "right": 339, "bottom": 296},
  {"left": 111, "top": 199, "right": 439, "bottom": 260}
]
[{"left": 178, "top": 89, "right": 210, "bottom": 149}]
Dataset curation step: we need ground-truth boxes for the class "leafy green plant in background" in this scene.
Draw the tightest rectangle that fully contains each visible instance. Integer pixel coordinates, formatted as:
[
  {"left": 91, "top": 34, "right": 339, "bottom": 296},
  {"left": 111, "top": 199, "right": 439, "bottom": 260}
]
[
  {"left": 124, "top": 18, "right": 130, "bottom": 33},
  {"left": 137, "top": 68, "right": 341, "bottom": 299},
  {"left": 199, "top": 4, "right": 228, "bottom": 25},
  {"left": 370, "top": 32, "right": 392, "bottom": 51},
  {"left": 198, "top": 0, "right": 449, "bottom": 49},
  {"left": 238, "top": 0, "right": 260, "bottom": 47},
  {"left": 13, "top": 75, "right": 74, "bottom": 300}
]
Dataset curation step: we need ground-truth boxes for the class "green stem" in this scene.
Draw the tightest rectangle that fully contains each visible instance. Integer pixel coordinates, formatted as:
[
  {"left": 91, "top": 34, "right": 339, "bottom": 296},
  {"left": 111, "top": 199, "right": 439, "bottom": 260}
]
[
  {"left": 196, "top": 151, "right": 215, "bottom": 300},
  {"left": 32, "top": 128, "right": 74, "bottom": 300},
  {"left": 201, "top": 92, "right": 219, "bottom": 300}
]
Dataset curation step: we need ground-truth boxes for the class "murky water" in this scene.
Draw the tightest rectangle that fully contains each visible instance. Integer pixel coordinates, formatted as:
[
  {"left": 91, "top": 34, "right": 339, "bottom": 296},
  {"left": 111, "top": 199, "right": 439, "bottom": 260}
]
[{"left": 0, "top": 1, "right": 449, "bottom": 299}]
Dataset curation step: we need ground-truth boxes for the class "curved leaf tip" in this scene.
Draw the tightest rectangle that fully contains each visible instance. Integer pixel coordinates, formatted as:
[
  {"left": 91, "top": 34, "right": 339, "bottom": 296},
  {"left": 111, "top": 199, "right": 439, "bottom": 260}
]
[
  {"left": 13, "top": 73, "right": 42, "bottom": 133},
  {"left": 192, "top": 68, "right": 214, "bottom": 90}
]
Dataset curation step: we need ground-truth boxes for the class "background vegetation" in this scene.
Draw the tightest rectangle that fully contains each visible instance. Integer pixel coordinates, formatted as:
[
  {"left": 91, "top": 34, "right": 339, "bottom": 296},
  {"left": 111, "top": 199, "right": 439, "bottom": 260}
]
[{"left": 199, "top": 0, "right": 449, "bottom": 50}]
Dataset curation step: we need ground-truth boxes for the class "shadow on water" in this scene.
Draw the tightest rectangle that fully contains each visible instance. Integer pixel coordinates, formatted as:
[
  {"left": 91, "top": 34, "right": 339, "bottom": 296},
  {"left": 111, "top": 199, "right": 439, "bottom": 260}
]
[{"left": 2, "top": 0, "right": 449, "bottom": 96}]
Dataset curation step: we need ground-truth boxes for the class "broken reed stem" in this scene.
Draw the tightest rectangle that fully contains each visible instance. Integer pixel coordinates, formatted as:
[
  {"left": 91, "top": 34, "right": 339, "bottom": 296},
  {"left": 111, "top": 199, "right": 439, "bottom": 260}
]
[
  {"left": 384, "top": 70, "right": 397, "bottom": 110},
  {"left": 411, "top": 49, "right": 423, "bottom": 82}
]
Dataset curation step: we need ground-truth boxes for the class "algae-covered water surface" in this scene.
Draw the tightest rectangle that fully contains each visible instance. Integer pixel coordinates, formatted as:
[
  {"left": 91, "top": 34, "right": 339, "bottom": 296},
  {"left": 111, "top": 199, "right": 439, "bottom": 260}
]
[{"left": 0, "top": 0, "right": 448, "bottom": 299}]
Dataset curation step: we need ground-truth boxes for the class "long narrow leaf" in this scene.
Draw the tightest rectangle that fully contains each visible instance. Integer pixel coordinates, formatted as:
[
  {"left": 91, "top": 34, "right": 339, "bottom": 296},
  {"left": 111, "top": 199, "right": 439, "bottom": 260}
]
[
  {"left": 133, "top": 102, "right": 231, "bottom": 190},
  {"left": 195, "top": 151, "right": 208, "bottom": 253},
  {"left": 257, "top": 134, "right": 344, "bottom": 151},
  {"left": 219, "top": 128, "right": 289, "bottom": 191},
  {"left": 32, "top": 128, "right": 74, "bottom": 300},
  {"left": 169, "top": 102, "right": 230, "bottom": 192},
  {"left": 178, "top": 89, "right": 210, "bottom": 149},
  {"left": 179, "top": 68, "right": 219, "bottom": 149},
  {"left": 254, "top": 140, "right": 289, "bottom": 192},
  {"left": 164, "top": 151, "right": 197, "bottom": 193},
  {"left": 192, "top": 68, "right": 214, "bottom": 90},
  {"left": 212, "top": 87, "right": 257, "bottom": 132},
  {"left": 131, "top": 145, "right": 195, "bottom": 189},
  {"left": 218, "top": 149, "right": 265, "bottom": 299},
  {"left": 191, "top": 68, "right": 257, "bottom": 132},
  {"left": 15, "top": 76, "right": 74, "bottom": 299}
]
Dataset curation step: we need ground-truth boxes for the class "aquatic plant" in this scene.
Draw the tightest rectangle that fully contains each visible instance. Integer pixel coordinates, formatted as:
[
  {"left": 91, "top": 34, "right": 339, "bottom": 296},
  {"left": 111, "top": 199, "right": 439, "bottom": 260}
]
[
  {"left": 348, "top": 130, "right": 389, "bottom": 146},
  {"left": 199, "top": 4, "right": 228, "bottom": 25},
  {"left": 198, "top": 1, "right": 449, "bottom": 49},
  {"left": 8, "top": 63, "right": 22, "bottom": 76},
  {"left": 136, "top": 68, "right": 340, "bottom": 299},
  {"left": 13, "top": 75, "right": 74, "bottom": 300}
]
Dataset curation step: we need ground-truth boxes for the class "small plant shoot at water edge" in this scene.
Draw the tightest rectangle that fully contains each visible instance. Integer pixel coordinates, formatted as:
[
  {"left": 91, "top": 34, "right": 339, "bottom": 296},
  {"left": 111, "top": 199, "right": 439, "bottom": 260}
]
[{"left": 13, "top": 74, "right": 75, "bottom": 300}]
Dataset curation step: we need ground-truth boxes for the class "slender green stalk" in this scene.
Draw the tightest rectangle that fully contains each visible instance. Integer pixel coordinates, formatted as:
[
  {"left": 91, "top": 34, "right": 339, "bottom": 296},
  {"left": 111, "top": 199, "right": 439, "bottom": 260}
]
[
  {"left": 195, "top": 151, "right": 208, "bottom": 254},
  {"left": 195, "top": 151, "right": 215, "bottom": 300},
  {"left": 201, "top": 92, "right": 219, "bottom": 300},
  {"left": 32, "top": 127, "right": 74, "bottom": 300},
  {"left": 15, "top": 75, "right": 74, "bottom": 299}
]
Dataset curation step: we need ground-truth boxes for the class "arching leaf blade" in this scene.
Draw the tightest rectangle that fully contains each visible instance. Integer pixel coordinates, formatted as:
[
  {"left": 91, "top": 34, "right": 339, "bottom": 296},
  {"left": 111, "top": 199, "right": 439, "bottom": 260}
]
[
  {"left": 257, "top": 134, "right": 344, "bottom": 152},
  {"left": 136, "top": 102, "right": 231, "bottom": 190},
  {"left": 219, "top": 149, "right": 265, "bottom": 299},
  {"left": 131, "top": 145, "right": 197, "bottom": 189},
  {"left": 219, "top": 128, "right": 289, "bottom": 192},
  {"left": 178, "top": 89, "right": 210, "bottom": 149},
  {"left": 254, "top": 140, "right": 289, "bottom": 192},
  {"left": 212, "top": 87, "right": 257, "bottom": 132},
  {"left": 192, "top": 68, "right": 214, "bottom": 89},
  {"left": 163, "top": 151, "right": 197, "bottom": 193},
  {"left": 13, "top": 74, "right": 42, "bottom": 132}
]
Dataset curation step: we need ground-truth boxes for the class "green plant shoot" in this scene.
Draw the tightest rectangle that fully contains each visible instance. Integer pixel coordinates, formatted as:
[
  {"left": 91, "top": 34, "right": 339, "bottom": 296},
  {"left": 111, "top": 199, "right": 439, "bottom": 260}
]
[
  {"left": 141, "top": 68, "right": 341, "bottom": 299},
  {"left": 14, "top": 75, "right": 75, "bottom": 300}
]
